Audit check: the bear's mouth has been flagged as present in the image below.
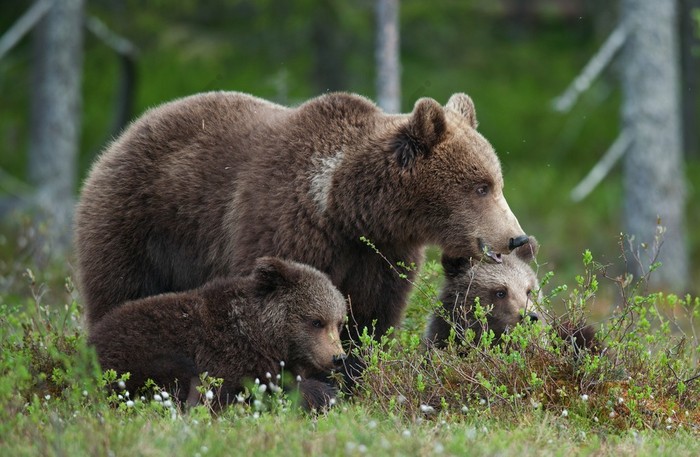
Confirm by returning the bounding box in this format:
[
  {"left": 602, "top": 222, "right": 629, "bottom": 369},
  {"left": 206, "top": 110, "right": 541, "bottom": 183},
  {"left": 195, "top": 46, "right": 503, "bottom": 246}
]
[{"left": 478, "top": 238, "right": 503, "bottom": 264}]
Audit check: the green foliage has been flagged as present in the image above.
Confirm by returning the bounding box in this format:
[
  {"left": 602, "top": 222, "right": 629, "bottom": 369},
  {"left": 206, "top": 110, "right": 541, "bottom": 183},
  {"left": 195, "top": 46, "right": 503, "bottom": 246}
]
[{"left": 1, "top": 242, "right": 700, "bottom": 454}]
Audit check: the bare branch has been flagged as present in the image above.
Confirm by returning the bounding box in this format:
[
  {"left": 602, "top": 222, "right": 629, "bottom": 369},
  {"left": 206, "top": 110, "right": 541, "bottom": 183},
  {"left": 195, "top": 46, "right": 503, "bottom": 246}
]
[
  {"left": 0, "top": 0, "right": 53, "bottom": 60},
  {"left": 85, "top": 15, "right": 137, "bottom": 57},
  {"left": 570, "top": 129, "right": 631, "bottom": 202},
  {"left": 552, "top": 23, "right": 628, "bottom": 113}
]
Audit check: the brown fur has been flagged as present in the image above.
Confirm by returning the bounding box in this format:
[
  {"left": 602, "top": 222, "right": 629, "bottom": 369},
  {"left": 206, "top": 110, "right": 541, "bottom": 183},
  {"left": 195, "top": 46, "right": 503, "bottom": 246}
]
[
  {"left": 88, "top": 257, "right": 347, "bottom": 409},
  {"left": 75, "top": 91, "right": 526, "bottom": 339},
  {"left": 425, "top": 237, "right": 539, "bottom": 347}
]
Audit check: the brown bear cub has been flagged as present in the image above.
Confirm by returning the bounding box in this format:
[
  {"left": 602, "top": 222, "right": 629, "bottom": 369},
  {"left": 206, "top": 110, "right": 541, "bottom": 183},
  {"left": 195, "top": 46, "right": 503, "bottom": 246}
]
[
  {"left": 75, "top": 91, "right": 528, "bottom": 343},
  {"left": 88, "top": 257, "right": 347, "bottom": 410},
  {"left": 425, "top": 237, "right": 539, "bottom": 348}
]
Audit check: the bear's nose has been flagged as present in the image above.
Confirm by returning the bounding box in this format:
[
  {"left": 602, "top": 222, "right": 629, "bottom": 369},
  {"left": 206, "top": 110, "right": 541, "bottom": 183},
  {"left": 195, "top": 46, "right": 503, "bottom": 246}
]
[
  {"left": 332, "top": 354, "right": 347, "bottom": 366},
  {"left": 525, "top": 312, "right": 539, "bottom": 323},
  {"left": 509, "top": 235, "right": 529, "bottom": 250}
]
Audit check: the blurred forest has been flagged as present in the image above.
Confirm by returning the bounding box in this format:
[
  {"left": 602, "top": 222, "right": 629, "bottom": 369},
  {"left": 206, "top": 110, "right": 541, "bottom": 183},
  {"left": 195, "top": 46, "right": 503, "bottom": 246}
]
[{"left": 1, "top": 0, "right": 699, "bottom": 308}]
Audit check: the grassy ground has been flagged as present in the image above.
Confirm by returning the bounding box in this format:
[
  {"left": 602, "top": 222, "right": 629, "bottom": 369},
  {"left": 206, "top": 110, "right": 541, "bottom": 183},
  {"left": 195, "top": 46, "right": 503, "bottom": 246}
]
[{"left": 1, "top": 244, "right": 698, "bottom": 457}]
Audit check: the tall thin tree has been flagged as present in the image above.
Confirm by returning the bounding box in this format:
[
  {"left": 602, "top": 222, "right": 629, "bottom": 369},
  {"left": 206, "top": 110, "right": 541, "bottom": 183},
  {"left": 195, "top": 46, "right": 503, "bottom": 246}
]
[
  {"left": 28, "top": 0, "right": 85, "bottom": 259},
  {"left": 621, "top": 0, "right": 688, "bottom": 289},
  {"left": 375, "top": 0, "right": 400, "bottom": 113}
]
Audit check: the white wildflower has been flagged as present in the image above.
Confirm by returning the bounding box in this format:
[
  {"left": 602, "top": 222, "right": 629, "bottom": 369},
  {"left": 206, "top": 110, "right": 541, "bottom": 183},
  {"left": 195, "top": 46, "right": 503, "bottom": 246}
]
[
  {"left": 561, "top": 409, "right": 568, "bottom": 417},
  {"left": 434, "top": 443, "right": 444, "bottom": 454},
  {"left": 161, "top": 391, "right": 170, "bottom": 400},
  {"left": 266, "top": 372, "right": 272, "bottom": 379},
  {"left": 296, "top": 375, "right": 302, "bottom": 383},
  {"left": 420, "top": 404, "right": 435, "bottom": 414},
  {"left": 618, "top": 397, "right": 624, "bottom": 404},
  {"left": 397, "top": 394, "right": 406, "bottom": 404},
  {"left": 402, "top": 430, "right": 411, "bottom": 438},
  {"left": 580, "top": 394, "right": 589, "bottom": 402},
  {"left": 153, "top": 394, "right": 163, "bottom": 402},
  {"left": 163, "top": 399, "right": 173, "bottom": 408},
  {"left": 82, "top": 390, "right": 88, "bottom": 397},
  {"left": 44, "top": 394, "right": 51, "bottom": 400},
  {"left": 358, "top": 444, "right": 367, "bottom": 454},
  {"left": 280, "top": 361, "right": 285, "bottom": 368},
  {"left": 461, "top": 406, "right": 469, "bottom": 413},
  {"left": 254, "top": 378, "right": 260, "bottom": 385},
  {"left": 118, "top": 380, "right": 126, "bottom": 390},
  {"left": 259, "top": 384, "right": 267, "bottom": 393},
  {"left": 205, "top": 390, "right": 214, "bottom": 401},
  {"left": 329, "top": 398, "right": 336, "bottom": 406},
  {"left": 126, "top": 400, "right": 134, "bottom": 407}
]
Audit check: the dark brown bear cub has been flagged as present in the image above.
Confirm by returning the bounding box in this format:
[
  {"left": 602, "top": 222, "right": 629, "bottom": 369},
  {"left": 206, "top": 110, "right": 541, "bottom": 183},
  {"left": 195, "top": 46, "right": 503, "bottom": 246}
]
[
  {"left": 425, "top": 237, "right": 539, "bottom": 348},
  {"left": 89, "top": 257, "right": 347, "bottom": 410}
]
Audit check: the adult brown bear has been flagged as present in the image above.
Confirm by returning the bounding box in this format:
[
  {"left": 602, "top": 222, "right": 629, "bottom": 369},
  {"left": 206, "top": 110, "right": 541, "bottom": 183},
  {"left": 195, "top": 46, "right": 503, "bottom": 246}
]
[{"left": 75, "top": 91, "right": 528, "bottom": 340}]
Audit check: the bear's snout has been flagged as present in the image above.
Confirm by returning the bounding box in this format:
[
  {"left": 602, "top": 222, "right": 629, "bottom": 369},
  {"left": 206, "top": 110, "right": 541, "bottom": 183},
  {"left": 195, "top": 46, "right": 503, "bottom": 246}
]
[
  {"left": 524, "top": 312, "right": 539, "bottom": 323},
  {"left": 508, "top": 235, "right": 530, "bottom": 251},
  {"left": 332, "top": 354, "right": 347, "bottom": 366}
]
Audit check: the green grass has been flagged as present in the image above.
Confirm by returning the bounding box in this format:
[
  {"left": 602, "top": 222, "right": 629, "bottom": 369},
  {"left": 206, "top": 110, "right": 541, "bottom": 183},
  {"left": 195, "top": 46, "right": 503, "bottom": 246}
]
[{"left": 1, "top": 242, "right": 698, "bottom": 456}]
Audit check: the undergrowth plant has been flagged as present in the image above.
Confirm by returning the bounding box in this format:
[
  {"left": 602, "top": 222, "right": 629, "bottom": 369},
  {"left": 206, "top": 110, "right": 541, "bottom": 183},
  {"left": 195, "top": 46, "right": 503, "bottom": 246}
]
[{"left": 349, "top": 235, "right": 700, "bottom": 433}]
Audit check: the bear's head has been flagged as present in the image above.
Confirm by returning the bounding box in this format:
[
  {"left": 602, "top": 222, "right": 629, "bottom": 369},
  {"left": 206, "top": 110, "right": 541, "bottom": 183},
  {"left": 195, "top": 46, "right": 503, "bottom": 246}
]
[
  {"left": 425, "top": 236, "right": 540, "bottom": 347},
  {"left": 252, "top": 257, "right": 347, "bottom": 377},
  {"left": 388, "top": 93, "right": 528, "bottom": 261}
]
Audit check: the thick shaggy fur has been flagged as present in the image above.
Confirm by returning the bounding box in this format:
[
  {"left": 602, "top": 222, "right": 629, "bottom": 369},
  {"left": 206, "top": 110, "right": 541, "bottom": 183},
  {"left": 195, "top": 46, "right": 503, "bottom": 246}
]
[
  {"left": 88, "top": 257, "right": 347, "bottom": 409},
  {"left": 76, "top": 91, "right": 526, "bottom": 339},
  {"left": 425, "top": 237, "right": 539, "bottom": 347}
]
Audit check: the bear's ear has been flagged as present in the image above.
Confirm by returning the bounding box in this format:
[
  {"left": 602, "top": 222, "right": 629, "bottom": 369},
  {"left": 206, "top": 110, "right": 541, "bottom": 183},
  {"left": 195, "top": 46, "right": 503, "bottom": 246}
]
[
  {"left": 393, "top": 98, "right": 446, "bottom": 169},
  {"left": 441, "top": 254, "right": 471, "bottom": 278},
  {"left": 445, "top": 93, "right": 477, "bottom": 129},
  {"left": 514, "top": 236, "right": 539, "bottom": 263},
  {"left": 252, "top": 257, "right": 302, "bottom": 294}
]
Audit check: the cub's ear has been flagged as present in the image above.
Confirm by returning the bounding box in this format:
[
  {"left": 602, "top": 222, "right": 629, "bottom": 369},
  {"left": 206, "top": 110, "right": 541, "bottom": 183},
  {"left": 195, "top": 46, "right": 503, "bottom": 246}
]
[
  {"left": 441, "top": 254, "right": 471, "bottom": 279},
  {"left": 445, "top": 93, "right": 477, "bottom": 129},
  {"left": 393, "top": 98, "right": 446, "bottom": 169},
  {"left": 253, "top": 257, "right": 302, "bottom": 294},
  {"left": 514, "top": 236, "right": 539, "bottom": 263}
]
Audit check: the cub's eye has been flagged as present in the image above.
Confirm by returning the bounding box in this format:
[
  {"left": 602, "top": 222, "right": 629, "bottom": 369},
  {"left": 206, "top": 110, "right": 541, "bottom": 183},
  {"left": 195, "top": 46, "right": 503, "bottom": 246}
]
[
  {"left": 312, "top": 320, "right": 323, "bottom": 328},
  {"left": 475, "top": 185, "right": 489, "bottom": 196},
  {"left": 495, "top": 290, "right": 507, "bottom": 299}
]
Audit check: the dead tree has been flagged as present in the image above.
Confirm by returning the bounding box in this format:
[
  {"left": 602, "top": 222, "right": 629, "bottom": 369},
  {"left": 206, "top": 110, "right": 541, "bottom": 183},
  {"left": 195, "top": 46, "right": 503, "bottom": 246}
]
[
  {"left": 553, "top": 0, "right": 689, "bottom": 290},
  {"left": 375, "top": 0, "right": 400, "bottom": 113},
  {"left": 28, "top": 0, "right": 85, "bottom": 259},
  {"left": 620, "top": 0, "right": 688, "bottom": 289}
]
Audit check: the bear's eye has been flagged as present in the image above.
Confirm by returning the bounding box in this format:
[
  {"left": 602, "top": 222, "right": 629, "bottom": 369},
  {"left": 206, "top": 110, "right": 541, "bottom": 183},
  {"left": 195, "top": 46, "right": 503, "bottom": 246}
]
[
  {"left": 312, "top": 319, "right": 323, "bottom": 328},
  {"left": 526, "top": 289, "right": 532, "bottom": 296},
  {"left": 475, "top": 185, "right": 489, "bottom": 197},
  {"left": 495, "top": 290, "right": 507, "bottom": 299}
]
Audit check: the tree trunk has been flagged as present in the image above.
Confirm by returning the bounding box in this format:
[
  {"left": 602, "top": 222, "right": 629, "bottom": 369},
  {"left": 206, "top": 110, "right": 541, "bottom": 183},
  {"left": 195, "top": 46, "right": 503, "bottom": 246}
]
[
  {"left": 375, "top": 0, "right": 400, "bottom": 113},
  {"left": 621, "top": 0, "right": 688, "bottom": 290},
  {"left": 679, "top": 0, "right": 700, "bottom": 158},
  {"left": 29, "top": 0, "right": 84, "bottom": 260}
]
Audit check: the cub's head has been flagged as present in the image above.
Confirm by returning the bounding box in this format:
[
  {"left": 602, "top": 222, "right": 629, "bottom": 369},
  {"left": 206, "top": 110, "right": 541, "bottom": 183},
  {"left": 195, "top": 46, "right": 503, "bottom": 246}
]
[
  {"left": 388, "top": 93, "right": 527, "bottom": 260},
  {"left": 252, "top": 257, "right": 347, "bottom": 377},
  {"left": 425, "top": 236, "right": 540, "bottom": 347}
]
